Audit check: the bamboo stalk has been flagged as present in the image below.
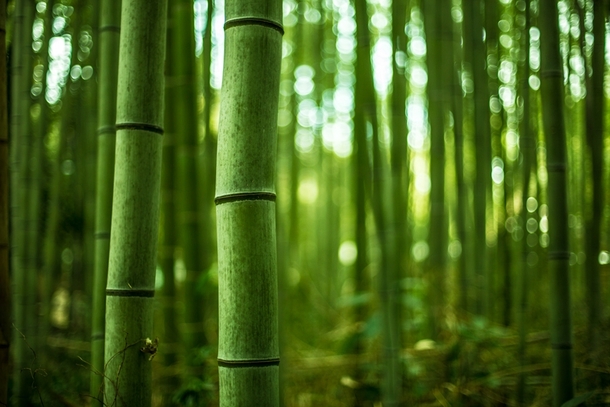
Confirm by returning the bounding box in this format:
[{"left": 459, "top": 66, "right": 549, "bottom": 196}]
[
  {"left": 10, "top": 0, "right": 36, "bottom": 402},
  {"left": 539, "top": 1, "right": 574, "bottom": 405},
  {"left": 517, "top": 1, "right": 533, "bottom": 403},
  {"left": 90, "top": 0, "right": 120, "bottom": 403},
  {"left": 0, "top": 0, "right": 8, "bottom": 401},
  {"left": 354, "top": 0, "right": 401, "bottom": 403},
  {"left": 170, "top": 0, "right": 208, "bottom": 363},
  {"left": 103, "top": 0, "right": 167, "bottom": 405},
  {"left": 215, "top": 0, "right": 283, "bottom": 403}
]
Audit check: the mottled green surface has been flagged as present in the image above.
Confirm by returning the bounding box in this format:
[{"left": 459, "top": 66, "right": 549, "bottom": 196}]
[
  {"left": 216, "top": 0, "right": 282, "bottom": 403},
  {"left": 216, "top": 27, "right": 282, "bottom": 197},
  {"left": 104, "top": 0, "right": 167, "bottom": 405},
  {"left": 217, "top": 201, "right": 278, "bottom": 361},
  {"left": 219, "top": 366, "right": 279, "bottom": 407}
]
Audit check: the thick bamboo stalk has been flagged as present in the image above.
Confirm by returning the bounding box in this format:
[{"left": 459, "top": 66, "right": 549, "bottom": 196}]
[
  {"left": 90, "top": 0, "right": 120, "bottom": 403},
  {"left": 539, "top": 1, "right": 574, "bottom": 405},
  {"left": 215, "top": 0, "right": 283, "bottom": 403},
  {"left": 103, "top": 0, "right": 167, "bottom": 405},
  {"left": 0, "top": 0, "right": 8, "bottom": 402}
]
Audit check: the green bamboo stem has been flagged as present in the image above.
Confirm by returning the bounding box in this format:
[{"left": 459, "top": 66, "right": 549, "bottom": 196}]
[
  {"left": 452, "top": 4, "right": 470, "bottom": 313},
  {"left": 11, "top": 0, "right": 36, "bottom": 402},
  {"left": 354, "top": 0, "right": 401, "bottom": 403},
  {"left": 422, "top": 0, "right": 449, "bottom": 339},
  {"left": 159, "top": 12, "right": 180, "bottom": 395},
  {"left": 463, "top": 0, "right": 492, "bottom": 317},
  {"left": 287, "top": 4, "right": 304, "bottom": 266},
  {"left": 201, "top": 0, "right": 216, "bottom": 264},
  {"left": 20, "top": 0, "right": 40, "bottom": 352},
  {"left": 352, "top": 72, "right": 370, "bottom": 407},
  {"left": 90, "top": 0, "right": 120, "bottom": 403},
  {"left": 169, "top": 0, "right": 207, "bottom": 360},
  {"left": 160, "top": 88, "right": 180, "bottom": 396},
  {"left": 103, "top": 0, "right": 167, "bottom": 405},
  {"left": 9, "top": 0, "right": 25, "bottom": 397},
  {"left": 0, "top": 0, "right": 8, "bottom": 402},
  {"left": 390, "top": 0, "right": 408, "bottom": 325},
  {"left": 486, "top": 0, "right": 501, "bottom": 323},
  {"left": 33, "top": 0, "right": 52, "bottom": 345},
  {"left": 517, "top": 1, "right": 532, "bottom": 403},
  {"left": 215, "top": 0, "right": 282, "bottom": 403},
  {"left": 539, "top": 1, "right": 574, "bottom": 405},
  {"left": 583, "top": 0, "right": 604, "bottom": 346}
]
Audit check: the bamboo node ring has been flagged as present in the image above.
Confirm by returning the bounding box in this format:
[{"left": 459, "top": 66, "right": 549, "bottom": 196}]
[
  {"left": 224, "top": 16, "right": 284, "bottom": 35},
  {"left": 215, "top": 191, "right": 276, "bottom": 205},
  {"left": 115, "top": 122, "right": 164, "bottom": 135},
  {"left": 96, "top": 125, "right": 116, "bottom": 135},
  {"left": 218, "top": 358, "right": 280, "bottom": 368},
  {"left": 99, "top": 25, "right": 120, "bottom": 33},
  {"left": 106, "top": 288, "right": 155, "bottom": 298}
]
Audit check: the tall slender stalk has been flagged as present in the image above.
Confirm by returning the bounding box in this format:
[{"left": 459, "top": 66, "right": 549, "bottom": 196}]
[
  {"left": 11, "top": 0, "right": 35, "bottom": 402},
  {"left": 452, "top": 3, "right": 470, "bottom": 313},
  {"left": 90, "top": 0, "right": 120, "bottom": 403},
  {"left": 169, "top": 0, "right": 207, "bottom": 361},
  {"left": 103, "top": 0, "right": 167, "bottom": 405},
  {"left": 0, "top": 0, "right": 9, "bottom": 402},
  {"left": 485, "top": 0, "right": 501, "bottom": 323},
  {"left": 215, "top": 0, "right": 283, "bottom": 403},
  {"left": 422, "top": 0, "right": 449, "bottom": 339},
  {"left": 354, "top": 0, "right": 401, "bottom": 403},
  {"left": 539, "top": 1, "right": 574, "bottom": 405},
  {"left": 463, "top": 0, "right": 492, "bottom": 316},
  {"left": 352, "top": 82, "right": 369, "bottom": 407},
  {"left": 583, "top": 0, "right": 604, "bottom": 346},
  {"left": 390, "top": 0, "right": 408, "bottom": 330},
  {"left": 517, "top": 1, "right": 532, "bottom": 403},
  {"left": 200, "top": 0, "right": 216, "bottom": 278},
  {"left": 160, "top": 29, "right": 180, "bottom": 395}
]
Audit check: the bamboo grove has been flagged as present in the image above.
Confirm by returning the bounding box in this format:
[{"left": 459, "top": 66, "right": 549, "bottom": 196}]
[{"left": 2, "top": 0, "right": 609, "bottom": 406}]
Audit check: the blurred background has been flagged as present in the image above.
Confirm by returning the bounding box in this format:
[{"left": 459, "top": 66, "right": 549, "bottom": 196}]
[{"left": 4, "top": 0, "right": 610, "bottom": 405}]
